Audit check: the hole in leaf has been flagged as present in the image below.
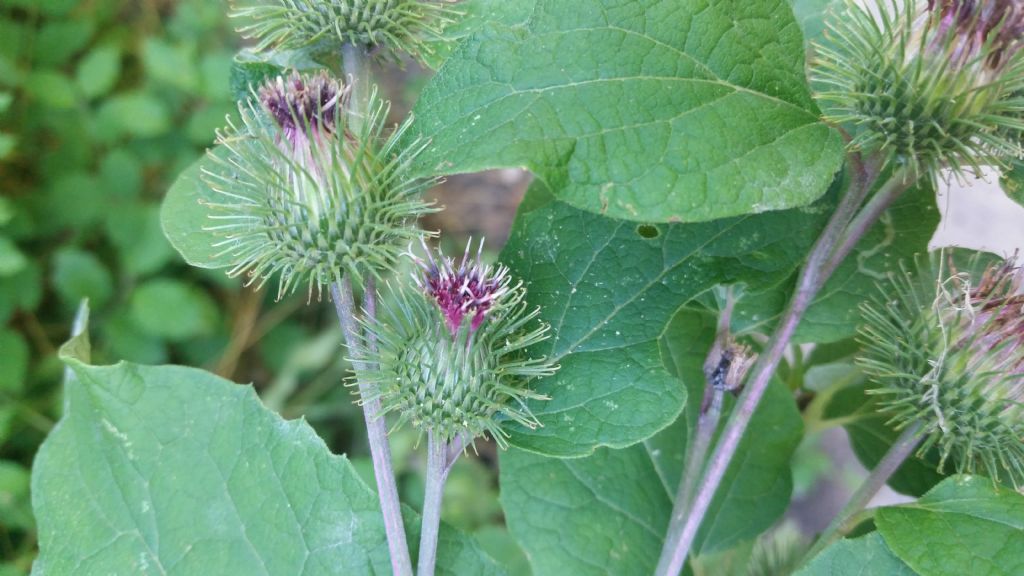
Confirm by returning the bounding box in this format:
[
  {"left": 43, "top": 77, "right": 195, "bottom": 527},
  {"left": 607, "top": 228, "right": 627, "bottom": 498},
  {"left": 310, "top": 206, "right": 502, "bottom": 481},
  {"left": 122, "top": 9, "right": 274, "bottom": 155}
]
[{"left": 636, "top": 224, "right": 660, "bottom": 239}]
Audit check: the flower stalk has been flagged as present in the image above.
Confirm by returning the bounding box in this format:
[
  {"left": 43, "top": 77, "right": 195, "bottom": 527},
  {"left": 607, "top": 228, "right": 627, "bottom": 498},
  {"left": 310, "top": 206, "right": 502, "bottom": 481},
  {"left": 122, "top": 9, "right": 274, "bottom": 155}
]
[
  {"left": 416, "top": 431, "right": 461, "bottom": 576},
  {"left": 331, "top": 279, "right": 413, "bottom": 576},
  {"left": 332, "top": 43, "right": 412, "bottom": 576},
  {"left": 802, "top": 421, "right": 923, "bottom": 563},
  {"left": 654, "top": 155, "right": 888, "bottom": 576},
  {"left": 658, "top": 290, "right": 752, "bottom": 564}
]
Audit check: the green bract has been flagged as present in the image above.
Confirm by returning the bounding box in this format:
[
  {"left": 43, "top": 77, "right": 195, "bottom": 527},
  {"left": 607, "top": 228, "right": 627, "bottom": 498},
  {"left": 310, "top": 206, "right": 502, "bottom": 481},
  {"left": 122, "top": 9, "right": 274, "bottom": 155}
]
[
  {"left": 229, "top": 0, "right": 458, "bottom": 64},
  {"left": 814, "top": 0, "right": 1024, "bottom": 179},
  {"left": 859, "top": 254, "right": 1024, "bottom": 486},
  {"left": 356, "top": 242, "right": 557, "bottom": 446},
  {"left": 201, "top": 71, "right": 435, "bottom": 299}
]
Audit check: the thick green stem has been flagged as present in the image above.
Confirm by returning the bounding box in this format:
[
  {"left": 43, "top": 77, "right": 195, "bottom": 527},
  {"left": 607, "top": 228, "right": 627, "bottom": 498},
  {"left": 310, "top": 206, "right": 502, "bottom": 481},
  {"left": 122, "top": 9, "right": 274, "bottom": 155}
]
[
  {"left": 654, "top": 157, "right": 893, "bottom": 576},
  {"left": 331, "top": 279, "right": 413, "bottom": 576},
  {"left": 417, "top": 431, "right": 456, "bottom": 576},
  {"left": 803, "top": 421, "right": 923, "bottom": 563}
]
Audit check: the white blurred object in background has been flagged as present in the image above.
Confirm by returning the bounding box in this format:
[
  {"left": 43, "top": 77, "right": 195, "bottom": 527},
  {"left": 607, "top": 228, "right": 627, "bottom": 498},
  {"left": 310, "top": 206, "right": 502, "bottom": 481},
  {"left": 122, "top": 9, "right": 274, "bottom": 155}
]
[{"left": 932, "top": 169, "right": 1024, "bottom": 255}]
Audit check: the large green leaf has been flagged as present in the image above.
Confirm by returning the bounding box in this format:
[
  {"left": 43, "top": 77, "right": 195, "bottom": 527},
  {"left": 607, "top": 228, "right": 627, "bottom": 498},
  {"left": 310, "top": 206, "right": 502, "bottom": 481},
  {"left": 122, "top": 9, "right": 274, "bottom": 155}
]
[
  {"left": 499, "top": 195, "right": 804, "bottom": 455},
  {"left": 499, "top": 177, "right": 936, "bottom": 457},
  {"left": 797, "top": 533, "right": 917, "bottom": 576},
  {"left": 876, "top": 476, "right": 1024, "bottom": 576},
  {"left": 32, "top": 328, "right": 502, "bottom": 575},
  {"left": 408, "top": 0, "right": 844, "bottom": 223},
  {"left": 499, "top": 310, "right": 803, "bottom": 574}
]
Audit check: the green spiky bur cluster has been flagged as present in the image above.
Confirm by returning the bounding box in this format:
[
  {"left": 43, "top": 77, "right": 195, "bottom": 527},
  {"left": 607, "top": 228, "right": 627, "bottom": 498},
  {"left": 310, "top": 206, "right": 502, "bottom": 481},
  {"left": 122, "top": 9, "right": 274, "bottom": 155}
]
[
  {"left": 356, "top": 242, "right": 557, "bottom": 446},
  {"left": 229, "top": 0, "right": 458, "bottom": 64},
  {"left": 201, "top": 71, "right": 435, "bottom": 299},
  {"left": 859, "top": 254, "right": 1024, "bottom": 486},
  {"left": 814, "top": 0, "right": 1024, "bottom": 179}
]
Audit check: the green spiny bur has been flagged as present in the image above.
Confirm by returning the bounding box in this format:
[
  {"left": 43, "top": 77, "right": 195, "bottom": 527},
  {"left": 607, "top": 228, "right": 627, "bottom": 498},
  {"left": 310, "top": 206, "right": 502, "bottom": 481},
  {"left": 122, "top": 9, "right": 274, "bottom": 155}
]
[
  {"left": 859, "top": 253, "right": 1024, "bottom": 486},
  {"left": 229, "top": 0, "right": 459, "bottom": 65},
  {"left": 814, "top": 0, "right": 1024, "bottom": 179},
  {"left": 201, "top": 71, "right": 436, "bottom": 299},
  {"left": 357, "top": 241, "right": 557, "bottom": 446}
]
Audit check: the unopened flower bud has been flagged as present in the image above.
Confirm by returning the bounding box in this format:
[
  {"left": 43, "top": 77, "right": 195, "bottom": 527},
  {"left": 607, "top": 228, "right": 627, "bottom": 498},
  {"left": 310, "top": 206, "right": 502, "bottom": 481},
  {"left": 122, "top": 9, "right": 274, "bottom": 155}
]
[
  {"left": 814, "top": 0, "right": 1024, "bottom": 178},
  {"left": 201, "top": 71, "right": 435, "bottom": 299},
  {"left": 859, "top": 253, "right": 1024, "bottom": 486},
  {"left": 229, "top": 0, "right": 459, "bottom": 64},
  {"left": 356, "top": 239, "right": 558, "bottom": 446}
]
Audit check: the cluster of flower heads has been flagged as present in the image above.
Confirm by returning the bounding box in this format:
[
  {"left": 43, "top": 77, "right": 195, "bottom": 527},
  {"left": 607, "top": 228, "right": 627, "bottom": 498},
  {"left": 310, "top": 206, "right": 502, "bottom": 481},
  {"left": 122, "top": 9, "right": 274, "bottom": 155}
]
[
  {"left": 355, "top": 239, "right": 557, "bottom": 446},
  {"left": 814, "top": 0, "right": 1024, "bottom": 179},
  {"left": 201, "top": 70, "right": 435, "bottom": 300},
  {"left": 229, "top": 0, "right": 459, "bottom": 65},
  {"left": 859, "top": 252, "right": 1024, "bottom": 486}
]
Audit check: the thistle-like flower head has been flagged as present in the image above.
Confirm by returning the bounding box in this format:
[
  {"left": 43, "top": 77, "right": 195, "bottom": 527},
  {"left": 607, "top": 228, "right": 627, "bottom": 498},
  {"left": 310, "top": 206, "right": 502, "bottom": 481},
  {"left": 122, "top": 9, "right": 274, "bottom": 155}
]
[
  {"left": 201, "top": 71, "right": 436, "bottom": 299},
  {"left": 229, "top": 0, "right": 460, "bottom": 65},
  {"left": 814, "top": 0, "right": 1024, "bottom": 179},
  {"left": 355, "top": 240, "right": 557, "bottom": 446},
  {"left": 859, "top": 252, "right": 1024, "bottom": 485}
]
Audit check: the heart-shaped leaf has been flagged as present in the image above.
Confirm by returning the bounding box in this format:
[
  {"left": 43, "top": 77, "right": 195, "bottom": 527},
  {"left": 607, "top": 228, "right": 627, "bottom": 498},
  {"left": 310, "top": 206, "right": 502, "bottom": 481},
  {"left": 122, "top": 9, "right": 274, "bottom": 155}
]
[
  {"left": 408, "top": 0, "right": 844, "bottom": 223},
  {"left": 32, "top": 326, "right": 502, "bottom": 575}
]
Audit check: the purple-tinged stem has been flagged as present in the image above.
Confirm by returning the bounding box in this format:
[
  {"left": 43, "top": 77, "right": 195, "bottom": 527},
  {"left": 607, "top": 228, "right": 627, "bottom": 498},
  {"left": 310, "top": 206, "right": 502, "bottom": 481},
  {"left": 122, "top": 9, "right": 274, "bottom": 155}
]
[
  {"left": 654, "top": 157, "right": 890, "bottom": 576},
  {"left": 416, "top": 431, "right": 460, "bottom": 576},
  {"left": 334, "top": 42, "right": 413, "bottom": 576},
  {"left": 669, "top": 293, "right": 738, "bottom": 528},
  {"left": 331, "top": 279, "right": 413, "bottom": 576},
  {"left": 802, "top": 421, "right": 923, "bottom": 564}
]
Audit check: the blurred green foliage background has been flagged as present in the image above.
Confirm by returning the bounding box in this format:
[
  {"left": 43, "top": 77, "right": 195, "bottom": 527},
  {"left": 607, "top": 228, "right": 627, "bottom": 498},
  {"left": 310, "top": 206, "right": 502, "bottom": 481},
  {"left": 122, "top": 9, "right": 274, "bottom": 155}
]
[{"left": 0, "top": 2, "right": 519, "bottom": 573}]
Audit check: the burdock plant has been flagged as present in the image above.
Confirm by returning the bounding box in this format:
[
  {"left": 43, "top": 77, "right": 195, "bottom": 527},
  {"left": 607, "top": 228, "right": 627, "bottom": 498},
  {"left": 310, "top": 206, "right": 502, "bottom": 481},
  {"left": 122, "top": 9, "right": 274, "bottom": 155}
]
[
  {"left": 228, "top": 0, "right": 460, "bottom": 63},
  {"left": 861, "top": 255, "right": 1024, "bottom": 484},
  {"left": 658, "top": 2, "right": 1024, "bottom": 573},
  {"left": 356, "top": 239, "right": 556, "bottom": 576},
  {"left": 803, "top": 253, "right": 1024, "bottom": 561},
  {"left": 202, "top": 71, "right": 435, "bottom": 300},
  {"left": 814, "top": 0, "right": 1024, "bottom": 179},
  {"left": 65, "top": 0, "right": 1023, "bottom": 574},
  {"left": 198, "top": 69, "right": 440, "bottom": 575},
  {"left": 358, "top": 239, "right": 556, "bottom": 447}
]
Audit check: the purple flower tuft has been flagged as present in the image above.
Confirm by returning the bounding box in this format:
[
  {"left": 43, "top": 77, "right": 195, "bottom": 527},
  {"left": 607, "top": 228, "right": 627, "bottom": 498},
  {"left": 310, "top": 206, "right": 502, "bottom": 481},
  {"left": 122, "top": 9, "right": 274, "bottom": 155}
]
[
  {"left": 410, "top": 239, "right": 511, "bottom": 337},
  {"left": 258, "top": 71, "right": 349, "bottom": 150},
  {"left": 927, "top": 0, "right": 1024, "bottom": 69}
]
